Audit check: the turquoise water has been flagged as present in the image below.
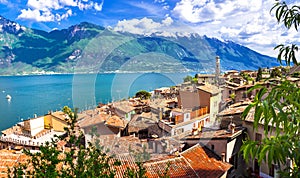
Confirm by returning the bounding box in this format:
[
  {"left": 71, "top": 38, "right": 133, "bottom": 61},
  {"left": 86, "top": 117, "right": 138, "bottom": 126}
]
[{"left": 0, "top": 73, "right": 188, "bottom": 131}]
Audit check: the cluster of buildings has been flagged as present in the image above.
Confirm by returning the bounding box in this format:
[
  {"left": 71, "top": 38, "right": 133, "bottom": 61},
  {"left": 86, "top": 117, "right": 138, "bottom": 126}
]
[{"left": 1, "top": 57, "right": 299, "bottom": 177}]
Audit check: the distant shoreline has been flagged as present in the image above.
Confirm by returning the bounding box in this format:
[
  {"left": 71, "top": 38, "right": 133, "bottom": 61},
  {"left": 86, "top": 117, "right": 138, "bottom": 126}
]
[{"left": 0, "top": 71, "right": 197, "bottom": 77}]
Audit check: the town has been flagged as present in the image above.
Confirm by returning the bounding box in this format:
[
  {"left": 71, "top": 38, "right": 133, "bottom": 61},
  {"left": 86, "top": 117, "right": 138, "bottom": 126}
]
[{"left": 0, "top": 56, "right": 299, "bottom": 178}]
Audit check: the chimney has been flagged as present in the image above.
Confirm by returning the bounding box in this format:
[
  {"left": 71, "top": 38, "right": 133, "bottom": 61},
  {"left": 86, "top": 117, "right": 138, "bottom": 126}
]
[{"left": 215, "top": 56, "right": 220, "bottom": 87}]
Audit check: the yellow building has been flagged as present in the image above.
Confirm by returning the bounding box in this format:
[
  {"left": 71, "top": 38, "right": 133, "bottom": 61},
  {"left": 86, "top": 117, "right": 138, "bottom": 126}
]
[{"left": 44, "top": 111, "right": 69, "bottom": 132}]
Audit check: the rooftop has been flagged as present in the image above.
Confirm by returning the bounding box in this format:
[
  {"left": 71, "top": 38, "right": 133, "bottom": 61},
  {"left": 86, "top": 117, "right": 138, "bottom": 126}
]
[
  {"left": 184, "top": 127, "right": 245, "bottom": 140},
  {"left": 197, "top": 85, "right": 221, "bottom": 95},
  {"left": 50, "top": 111, "right": 69, "bottom": 121},
  {"left": 78, "top": 111, "right": 108, "bottom": 128},
  {"left": 113, "top": 100, "right": 136, "bottom": 113},
  {"left": 217, "top": 105, "right": 248, "bottom": 116},
  {"left": 105, "top": 115, "right": 127, "bottom": 129},
  {"left": 0, "top": 150, "right": 28, "bottom": 177},
  {"left": 0, "top": 130, "right": 64, "bottom": 147},
  {"left": 143, "top": 144, "right": 231, "bottom": 178}
]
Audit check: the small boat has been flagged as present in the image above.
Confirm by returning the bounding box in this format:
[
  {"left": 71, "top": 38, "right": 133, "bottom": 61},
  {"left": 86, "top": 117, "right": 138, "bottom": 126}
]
[{"left": 6, "top": 94, "right": 11, "bottom": 100}]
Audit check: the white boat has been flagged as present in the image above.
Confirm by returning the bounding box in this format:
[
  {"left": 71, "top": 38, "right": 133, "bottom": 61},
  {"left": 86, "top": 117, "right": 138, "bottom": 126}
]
[{"left": 6, "top": 94, "right": 11, "bottom": 100}]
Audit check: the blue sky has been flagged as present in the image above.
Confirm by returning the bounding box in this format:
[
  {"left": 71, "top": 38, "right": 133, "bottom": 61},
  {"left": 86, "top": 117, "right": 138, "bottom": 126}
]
[{"left": 0, "top": 0, "right": 299, "bottom": 58}]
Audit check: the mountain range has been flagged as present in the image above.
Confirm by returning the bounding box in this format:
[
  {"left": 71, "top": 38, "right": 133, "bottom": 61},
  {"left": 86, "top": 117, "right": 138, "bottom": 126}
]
[{"left": 0, "top": 15, "right": 279, "bottom": 75}]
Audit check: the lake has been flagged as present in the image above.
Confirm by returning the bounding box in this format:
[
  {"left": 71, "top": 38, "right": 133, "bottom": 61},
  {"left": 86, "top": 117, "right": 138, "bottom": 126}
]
[{"left": 0, "top": 73, "right": 189, "bottom": 131}]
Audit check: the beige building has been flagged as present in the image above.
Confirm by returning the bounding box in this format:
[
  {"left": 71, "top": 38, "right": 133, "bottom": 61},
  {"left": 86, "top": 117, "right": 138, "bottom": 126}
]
[
  {"left": 243, "top": 109, "right": 281, "bottom": 178},
  {"left": 197, "top": 84, "right": 222, "bottom": 124}
]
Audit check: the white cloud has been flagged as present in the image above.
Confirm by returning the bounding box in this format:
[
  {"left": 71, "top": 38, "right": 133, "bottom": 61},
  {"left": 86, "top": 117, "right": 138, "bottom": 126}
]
[
  {"left": 94, "top": 1, "right": 104, "bottom": 11},
  {"left": 56, "top": 9, "right": 73, "bottom": 21},
  {"left": 18, "top": 8, "right": 55, "bottom": 22},
  {"left": 18, "top": 0, "right": 104, "bottom": 22},
  {"left": 27, "top": 0, "right": 61, "bottom": 11},
  {"left": 172, "top": 0, "right": 262, "bottom": 23},
  {"left": 60, "top": 0, "right": 77, "bottom": 7},
  {"left": 0, "top": 0, "right": 8, "bottom": 4},
  {"left": 114, "top": 0, "right": 300, "bottom": 58},
  {"left": 169, "top": 0, "right": 300, "bottom": 57},
  {"left": 114, "top": 17, "right": 174, "bottom": 36}
]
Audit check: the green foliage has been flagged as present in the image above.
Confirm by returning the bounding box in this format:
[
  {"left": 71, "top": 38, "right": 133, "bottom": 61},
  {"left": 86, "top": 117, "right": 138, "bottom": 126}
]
[
  {"left": 183, "top": 75, "right": 193, "bottom": 82},
  {"left": 125, "top": 162, "right": 147, "bottom": 178},
  {"left": 292, "top": 71, "right": 300, "bottom": 77},
  {"left": 89, "top": 125, "right": 100, "bottom": 138},
  {"left": 241, "top": 25, "right": 299, "bottom": 172},
  {"left": 126, "top": 145, "right": 149, "bottom": 178},
  {"left": 183, "top": 75, "right": 198, "bottom": 84},
  {"left": 8, "top": 106, "right": 120, "bottom": 177},
  {"left": 135, "top": 90, "right": 151, "bottom": 100},
  {"left": 256, "top": 67, "right": 262, "bottom": 82},
  {"left": 271, "top": 1, "right": 300, "bottom": 65},
  {"left": 241, "top": 80, "right": 300, "bottom": 177},
  {"left": 270, "top": 67, "right": 282, "bottom": 78},
  {"left": 240, "top": 72, "right": 253, "bottom": 83},
  {"left": 126, "top": 145, "right": 170, "bottom": 178},
  {"left": 229, "top": 93, "right": 236, "bottom": 101}
]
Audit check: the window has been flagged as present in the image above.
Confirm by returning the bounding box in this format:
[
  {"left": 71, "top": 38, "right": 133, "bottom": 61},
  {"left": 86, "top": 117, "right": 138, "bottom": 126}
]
[
  {"left": 269, "top": 164, "right": 275, "bottom": 177},
  {"left": 255, "top": 133, "right": 262, "bottom": 143},
  {"left": 254, "top": 159, "right": 260, "bottom": 175},
  {"left": 211, "top": 144, "right": 214, "bottom": 151}
]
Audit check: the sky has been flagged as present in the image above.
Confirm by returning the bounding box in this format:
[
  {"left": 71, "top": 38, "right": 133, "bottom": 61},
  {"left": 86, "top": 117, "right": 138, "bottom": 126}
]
[{"left": 0, "top": 0, "right": 299, "bottom": 58}]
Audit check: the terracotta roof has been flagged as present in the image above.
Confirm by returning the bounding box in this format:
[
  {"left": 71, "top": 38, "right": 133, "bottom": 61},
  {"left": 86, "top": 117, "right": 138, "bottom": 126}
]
[
  {"left": 243, "top": 108, "right": 280, "bottom": 128},
  {"left": 105, "top": 115, "right": 126, "bottom": 128},
  {"left": 197, "top": 85, "right": 221, "bottom": 95},
  {"left": 78, "top": 112, "right": 108, "bottom": 128},
  {"left": 185, "top": 127, "right": 244, "bottom": 140},
  {"left": 127, "top": 114, "right": 157, "bottom": 133},
  {"left": 143, "top": 144, "right": 231, "bottom": 178},
  {"left": 181, "top": 144, "right": 232, "bottom": 177},
  {"left": 225, "top": 80, "right": 240, "bottom": 87},
  {"left": 0, "top": 144, "right": 231, "bottom": 178},
  {"left": 113, "top": 101, "right": 136, "bottom": 113},
  {"left": 144, "top": 157, "right": 197, "bottom": 178},
  {"left": 0, "top": 150, "right": 28, "bottom": 177},
  {"left": 197, "top": 74, "right": 215, "bottom": 78},
  {"left": 217, "top": 105, "right": 247, "bottom": 116},
  {"left": 51, "top": 111, "right": 69, "bottom": 122}
]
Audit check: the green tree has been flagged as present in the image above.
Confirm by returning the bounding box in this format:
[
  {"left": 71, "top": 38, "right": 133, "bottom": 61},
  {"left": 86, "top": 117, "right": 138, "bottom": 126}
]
[
  {"left": 135, "top": 90, "right": 151, "bottom": 99},
  {"left": 183, "top": 75, "right": 198, "bottom": 84},
  {"left": 272, "top": 1, "right": 299, "bottom": 65},
  {"left": 8, "top": 106, "right": 120, "bottom": 177},
  {"left": 183, "top": 75, "right": 193, "bottom": 82},
  {"left": 241, "top": 1, "right": 300, "bottom": 177},
  {"left": 256, "top": 67, "right": 262, "bottom": 82},
  {"left": 270, "top": 67, "right": 282, "bottom": 78},
  {"left": 241, "top": 80, "right": 300, "bottom": 177}
]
